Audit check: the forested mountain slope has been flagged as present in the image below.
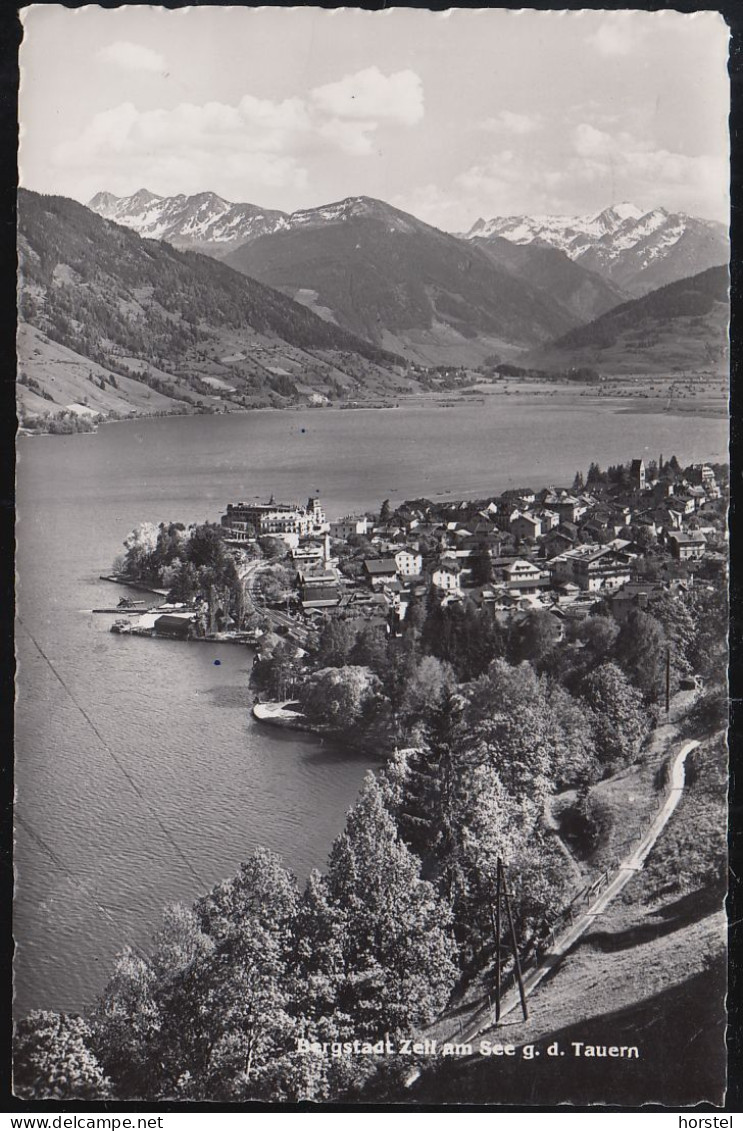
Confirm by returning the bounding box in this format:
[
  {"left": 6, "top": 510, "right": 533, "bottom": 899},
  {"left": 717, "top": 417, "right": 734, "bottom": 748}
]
[
  {"left": 18, "top": 190, "right": 409, "bottom": 425},
  {"left": 525, "top": 266, "right": 729, "bottom": 375},
  {"left": 224, "top": 196, "right": 585, "bottom": 365}
]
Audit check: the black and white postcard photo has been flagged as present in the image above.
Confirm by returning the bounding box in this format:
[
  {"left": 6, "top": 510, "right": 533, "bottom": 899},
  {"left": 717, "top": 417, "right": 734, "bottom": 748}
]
[{"left": 12, "top": 5, "right": 731, "bottom": 1109}]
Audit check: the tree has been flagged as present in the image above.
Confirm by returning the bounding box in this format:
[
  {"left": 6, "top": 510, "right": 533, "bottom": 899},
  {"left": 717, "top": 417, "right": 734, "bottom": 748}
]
[
  {"left": 586, "top": 461, "right": 605, "bottom": 488},
  {"left": 259, "top": 536, "right": 285, "bottom": 561},
  {"left": 171, "top": 850, "right": 301, "bottom": 1101},
  {"left": 186, "top": 523, "right": 229, "bottom": 572},
  {"left": 469, "top": 544, "right": 493, "bottom": 587},
  {"left": 13, "top": 1011, "right": 111, "bottom": 1100},
  {"left": 401, "top": 655, "right": 457, "bottom": 728},
  {"left": 455, "top": 765, "right": 568, "bottom": 948},
  {"left": 465, "top": 662, "right": 554, "bottom": 806},
  {"left": 166, "top": 559, "right": 200, "bottom": 604},
  {"left": 508, "top": 610, "right": 557, "bottom": 666},
  {"left": 94, "top": 948, "right": 161, "bottom": 1098},
  {"left": 547, "top": 683, "right": 599, "bottom": 788},
  {"left": 350, "top": 624, "right": 388, "bottom": 675},
  {"left": 688, "top": 582, "right": 728, "bottom": 682},
  {"left": 325, "top": 775, "right": 457, "bottom": 1035},
  {"left": 379, "top": 499, "right": 392, "bottom": 524},
  {"left": 647, "top": 591, "right": 697, "bottom": 678},
  {"left": 316, "top": 617, "right": 357, "bottom": 668},
  {"left": 422, "top": 599, "right": 505, "bottom": 681},
  {"left": 548, "top": 614, "right": 620, "bottom": 691},
  {"left": 631, "top": 524, "right": 657, "bottom": 552},
  {"left": 580, "top": 663, "right": 649, "bottom": 773},
  {"left": 382, "top": 690, "right": 469, "bottom": 867},
  {"left": 614, "top": 609, "right": 667, "bottom": 701},
  {"left": 121, "top": 522, "right": 160, "bottom": 580},
  {"left": 256, "top": 565, "right": 294, "bottom": 607},
  {"left": 298, "top": 666, "right": 382, "bottom": 729},
  {"left": 253, "top": 639, "right": 304, "bottom": 700},
  {"left": 292, "top": 870, "right": 348, "bottom": 1035}
]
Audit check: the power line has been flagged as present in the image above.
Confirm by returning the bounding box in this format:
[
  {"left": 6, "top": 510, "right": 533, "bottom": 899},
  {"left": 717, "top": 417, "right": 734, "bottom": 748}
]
[
  {"left": 17, "top": 617, "right": 208, "bottom": 890},
  {"left": 14, "top": 809, "right": 148, "bottom": 961}
]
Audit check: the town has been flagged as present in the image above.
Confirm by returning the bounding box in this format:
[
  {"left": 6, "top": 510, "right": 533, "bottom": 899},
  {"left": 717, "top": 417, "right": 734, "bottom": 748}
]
[
  {"left": 73, "top": 448, "right": 728, "bottom": 1106},
  {"left": 109, "top": 455, "right": 726, "bottom": 658}
]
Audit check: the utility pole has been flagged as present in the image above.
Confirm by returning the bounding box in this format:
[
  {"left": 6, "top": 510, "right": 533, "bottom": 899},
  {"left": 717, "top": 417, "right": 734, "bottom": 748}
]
[
  {"left": 499, "top": 857, "right": 529, "bottom": 1022},
  {"left": 495, "top": 863, "right": 502, "bottom": 1021},
  {"left": 666, "top": 647, "right": 671, "bottom": 716}
]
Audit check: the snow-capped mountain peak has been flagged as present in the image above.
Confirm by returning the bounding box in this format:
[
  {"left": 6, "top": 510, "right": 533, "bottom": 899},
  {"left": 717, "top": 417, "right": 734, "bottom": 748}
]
[
  {"left": 87, "top": 189, "right": 289, "bottom": 256},
  {"left": 463, "top": 202, "right": 728, "bottom": 296},
  {"left": 598, "top": 201, "right": 645, "bottom": 223},
  {"left": 87, "top": 191, "right": 428, "bottom": 254}
]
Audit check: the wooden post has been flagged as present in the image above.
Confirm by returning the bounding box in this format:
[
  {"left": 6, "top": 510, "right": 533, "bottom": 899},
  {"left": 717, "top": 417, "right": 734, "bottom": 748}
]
[{"left": 500, "top": 858, "right": 528, "bottom": 1021}]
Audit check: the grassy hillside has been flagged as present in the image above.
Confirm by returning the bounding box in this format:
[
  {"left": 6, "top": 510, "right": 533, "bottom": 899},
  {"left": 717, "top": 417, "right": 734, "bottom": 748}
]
[
  {"left": 224, "top": 200, "right": 582, "bottom": 364},
  {"left": 526, "top": 266, "right": 729, "bottom": 375},
  {"left": 399, "top": 731, "right": 727, "bottom": 1106},
  {"left": 17, "top": 190, "right": 412, "bottom": 426}
]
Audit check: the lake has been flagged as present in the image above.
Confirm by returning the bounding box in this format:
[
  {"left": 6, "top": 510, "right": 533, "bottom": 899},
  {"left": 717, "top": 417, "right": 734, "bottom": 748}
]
[{"left": 14, "top": 396, "right": 727, "bottom": 1017}]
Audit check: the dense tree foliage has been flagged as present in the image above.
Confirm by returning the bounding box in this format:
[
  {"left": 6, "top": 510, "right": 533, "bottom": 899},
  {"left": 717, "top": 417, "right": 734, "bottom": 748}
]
[
  {"left": 117, "top": 521, "right": 244, "bottom": 632},
  {"left": 324, "top": 776, "right": 458, "bottom": 1033},
  {"left": 13, "top": 1012, "right": 111, "bottom": 1100},
  {"left": 18, "top": 189, "right": 399, "bottom": 369},
  {"left": 580, "top": 663, "right": 649, "bottom": 772}
]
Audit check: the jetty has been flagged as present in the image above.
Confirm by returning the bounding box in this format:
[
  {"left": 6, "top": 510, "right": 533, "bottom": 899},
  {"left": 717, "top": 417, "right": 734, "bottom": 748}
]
[
  {"left": 92, "top": 606, "right": 148, "bottom": 614},
  {"left": 99, "top": 574, "right": 170, "bottom": 597}
]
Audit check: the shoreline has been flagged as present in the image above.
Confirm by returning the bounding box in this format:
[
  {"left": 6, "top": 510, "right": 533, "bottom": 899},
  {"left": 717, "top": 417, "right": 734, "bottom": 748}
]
[
  {"left": 18, "top": 381, "right": 729, "bottom": 439},
  {"left": 99, "top": 573, "right": 170, "bottom": 597},
  {"left": 252, "top": 700, "right": 325, "bottom": 736}
]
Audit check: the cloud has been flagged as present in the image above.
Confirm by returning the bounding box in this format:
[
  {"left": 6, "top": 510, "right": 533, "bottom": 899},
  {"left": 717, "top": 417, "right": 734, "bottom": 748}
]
[
  {"left": 572, "top": 123, "right": 640, "bottom": 158},
  {"left": 391, "top": 184, "right": 470, "bottom": 232},
  {"left": 586, "top": 15, "right": 645, "bottom": 58},
  {"left": 98, "top": 41, "right": 165, "bottom": 73},
  {"left": 565, "top": 123, "right": 728, "bottom": 216},
  {"left": 478, "top": 111, "right": 542, "bottom": 136},
  {"left": 310, "top": 66, "right": 424, "bottom": 126},
  {"left": 52, "top": 98, "right": 311, "bottom": 195},
  {"left": 398, "top": 118, "right": 728, "bottom": 234},
  {"left": 455, "top": 150, "right": 527, "bottom": 195},
  {"left": 316, "top": 118, "right": 378, "bottom": 157},
  {"left": 52, "top": 66, "right": 424, "bottom": 197}
]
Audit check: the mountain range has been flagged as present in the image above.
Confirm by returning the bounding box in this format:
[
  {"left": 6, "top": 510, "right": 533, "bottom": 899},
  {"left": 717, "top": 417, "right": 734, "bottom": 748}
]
[
  {"left": 90, "top": 191, "right": 607, "bottom": 364},
  {"left": 88, "top": 189, "right": 287, "bottom": 258},
  {"left": 222, "top": 196, "right": 592, "bottom": 364},
  {"left": 18, "top": 187, "right": 730, "bottom": 425},
  {"left": 464, "top": 203, "right": 728, "bottom": 297},
  {"left": 525, "top": 265, "right": 729, "bottom": 375},
  {"left": 88, "top": 189, "right": 728, "bottom": 365},
  {"left": 17, "top": 189, "right": 413, "bottom": 422}
]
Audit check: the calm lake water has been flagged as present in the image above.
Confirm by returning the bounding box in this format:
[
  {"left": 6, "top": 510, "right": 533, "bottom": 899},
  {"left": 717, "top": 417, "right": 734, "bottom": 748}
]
[{"left": 14, "top": 397, "right": 727, "bottom": 1016}]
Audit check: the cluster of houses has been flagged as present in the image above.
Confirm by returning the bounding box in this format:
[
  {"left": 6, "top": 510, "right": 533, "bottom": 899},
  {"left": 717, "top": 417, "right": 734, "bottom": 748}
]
[{"left": 218, "top": 459, "right": 725, "bottom": 633}]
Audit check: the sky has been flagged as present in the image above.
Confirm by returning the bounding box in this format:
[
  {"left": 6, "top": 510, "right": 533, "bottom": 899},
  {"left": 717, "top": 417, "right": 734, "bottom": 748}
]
[{"left": 19, "top": 6, "right": 730, "bottom": 231}]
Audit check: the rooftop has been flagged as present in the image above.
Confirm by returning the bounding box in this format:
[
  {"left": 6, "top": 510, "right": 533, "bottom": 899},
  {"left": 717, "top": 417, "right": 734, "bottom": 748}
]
[{"left": 364, "top": 558, "right": 398, "bottom": 574}]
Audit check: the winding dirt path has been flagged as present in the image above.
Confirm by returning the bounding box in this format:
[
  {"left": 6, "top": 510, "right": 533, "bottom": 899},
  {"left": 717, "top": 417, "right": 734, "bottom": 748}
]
[{"left": 463, "top": 738, "right": 699, "bottom": 1041}]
